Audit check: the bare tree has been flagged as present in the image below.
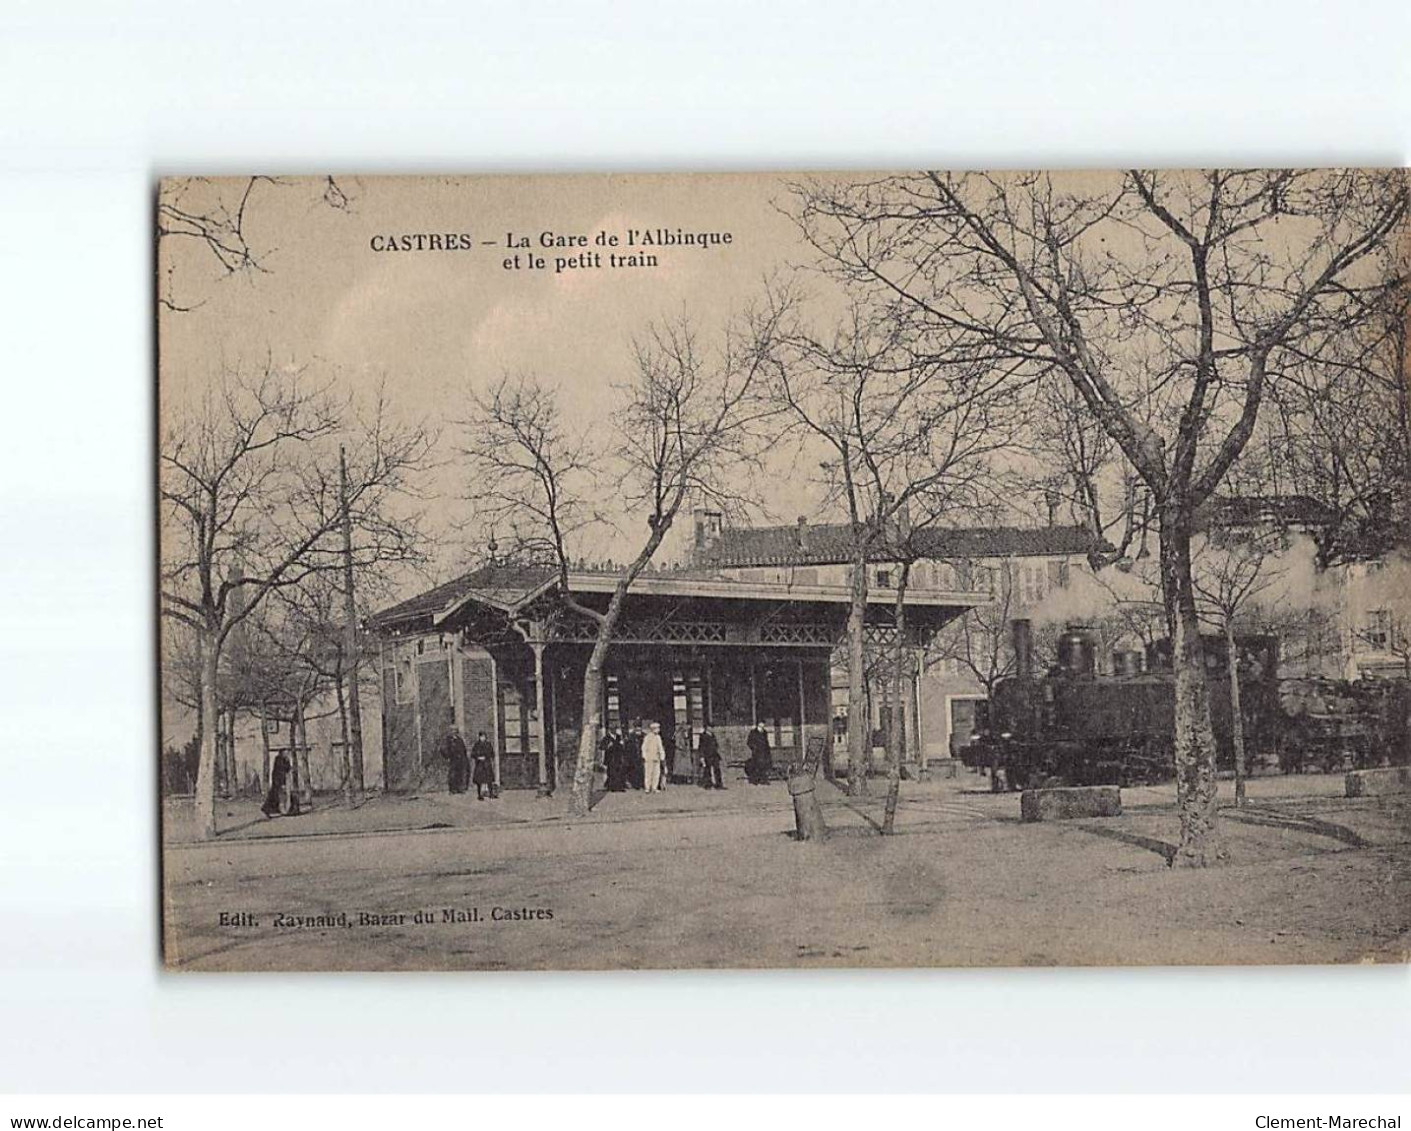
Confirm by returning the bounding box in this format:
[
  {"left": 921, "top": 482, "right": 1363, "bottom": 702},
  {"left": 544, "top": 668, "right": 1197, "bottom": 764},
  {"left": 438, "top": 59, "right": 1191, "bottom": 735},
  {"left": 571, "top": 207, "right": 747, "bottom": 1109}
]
[
  {"left": 253, "top": 577, "right": 359, "bottom": 806},
  {"left": 764, "top": 302, "right": 1021, "bottom": 796},
  {"left": 160, "top": 364, "right": 433, "bottom": 838},
  {"left": 157, "top": 176, "right": 352, "bottom": 312},
  {"left": 1260, "top": 286, "right": 1411, "bottom": 566},
  {"left": 461, "top": 302, "right": 790, "bottom": 817},
  {"left": 793, "top": 169, "right": 1407, "bottom": 864},
  {"left": 1031, "top": 376, "right": 1148, "bottom": 566},
  {"left": 1191, "top": 528, "right": 1288, "bottom": 806}
]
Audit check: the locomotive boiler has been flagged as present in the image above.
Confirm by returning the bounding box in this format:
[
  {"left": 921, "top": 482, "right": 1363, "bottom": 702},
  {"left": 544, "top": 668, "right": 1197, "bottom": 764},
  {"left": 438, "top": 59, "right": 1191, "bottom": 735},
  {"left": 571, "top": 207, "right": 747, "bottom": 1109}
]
[{"left": 967, "top": 619, "right": 1282, "bottom": 790}]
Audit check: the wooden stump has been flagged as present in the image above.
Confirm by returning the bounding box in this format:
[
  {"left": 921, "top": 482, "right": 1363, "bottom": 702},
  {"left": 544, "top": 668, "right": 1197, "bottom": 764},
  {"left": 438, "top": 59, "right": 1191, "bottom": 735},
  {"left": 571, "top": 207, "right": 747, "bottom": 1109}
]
[{"left": 788, "top": 774, "right": 828, "bottom": 841}]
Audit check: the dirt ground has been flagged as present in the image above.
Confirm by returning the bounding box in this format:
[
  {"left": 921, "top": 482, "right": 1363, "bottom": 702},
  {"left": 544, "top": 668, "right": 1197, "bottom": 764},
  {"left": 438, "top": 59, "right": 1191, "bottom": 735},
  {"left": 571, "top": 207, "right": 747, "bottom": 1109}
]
[{"left": 161, "top": 769, "right": 1411, "bottom": 971}]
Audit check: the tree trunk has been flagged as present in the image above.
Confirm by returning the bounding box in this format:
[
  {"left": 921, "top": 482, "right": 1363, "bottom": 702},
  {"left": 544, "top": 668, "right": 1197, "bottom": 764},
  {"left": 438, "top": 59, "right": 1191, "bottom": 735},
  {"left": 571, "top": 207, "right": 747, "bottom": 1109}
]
[
  {"left": 336, "top": 658, "right": 354, "bottom": 808},
  {"left": 563, "top": 517, "right": 672, "bottom": 817},
  {"left": 259, "top": 700, "right": 271, "bottom": 792},
  {"left": 882, "top": 562, "right": 910, "bottom": 834},
  {"left": 293, "top": 695, "right": 313, "bottom": 810},
  {"left": 1225, "top": 620, "right": 1247, "bottom": 808},
  {"left": 568, "top": 637, "right": 610, "bottom": 817},
  {"left": 846, "top": 549, "right": 870, "bottom": 796},
  {"left": 194, "top": 631, "right": 220, "bottom": 839},
  {"left": 339, "top": 446, "right": 366, "bottom": 792},
  {"left": 215, "top": 709, "right": 229, "bottom": 798},
  {"left": 1159, "top": 509, "right": 1226, "bottom": 866},
  {"left": 190, "top": 634, "right": 206, "bottom": 790}
]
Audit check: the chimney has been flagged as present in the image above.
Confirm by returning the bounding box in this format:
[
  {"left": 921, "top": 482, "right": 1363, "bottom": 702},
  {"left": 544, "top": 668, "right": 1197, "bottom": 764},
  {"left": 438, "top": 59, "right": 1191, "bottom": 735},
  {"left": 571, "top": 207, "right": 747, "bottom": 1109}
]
[
  {"left": 875, "top": 491, "right": 895, "bottom": 534},
  {"left": 693, "top": 508, "right": 723, "bottom": 552},
  {"left": 1012, "top": 618, "right": 1033, "bottom": 681},
  {"left": 795, "top": 515, "right": 808, "bottom": 550}
]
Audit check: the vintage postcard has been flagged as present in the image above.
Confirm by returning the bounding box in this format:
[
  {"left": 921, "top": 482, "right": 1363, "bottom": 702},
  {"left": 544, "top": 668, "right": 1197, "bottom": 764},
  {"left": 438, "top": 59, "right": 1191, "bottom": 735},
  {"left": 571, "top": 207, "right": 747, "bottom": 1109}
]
[{"left": 158, "top": 170, "right": 1410, "bottom": 971}]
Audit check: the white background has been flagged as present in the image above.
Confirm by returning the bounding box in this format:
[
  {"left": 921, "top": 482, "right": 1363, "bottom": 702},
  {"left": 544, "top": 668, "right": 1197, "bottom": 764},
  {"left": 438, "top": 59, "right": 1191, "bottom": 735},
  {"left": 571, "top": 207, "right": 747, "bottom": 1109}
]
[{"left": 1, "top": 0, "right": 1409, "bottom": 1095}]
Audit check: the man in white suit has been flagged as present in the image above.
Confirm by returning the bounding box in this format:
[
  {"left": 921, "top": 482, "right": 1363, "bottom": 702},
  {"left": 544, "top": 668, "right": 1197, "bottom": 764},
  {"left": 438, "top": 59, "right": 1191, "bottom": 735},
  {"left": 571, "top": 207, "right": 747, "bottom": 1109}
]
[{"left": 641, "top": 720, "right": 666, "bottom": 793}]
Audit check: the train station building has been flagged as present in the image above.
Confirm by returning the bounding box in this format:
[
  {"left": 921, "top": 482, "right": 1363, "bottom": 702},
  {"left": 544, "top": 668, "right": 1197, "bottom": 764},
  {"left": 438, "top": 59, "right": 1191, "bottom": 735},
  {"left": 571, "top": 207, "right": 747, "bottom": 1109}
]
[{"left": 368, "top": 562, "right": 985, "bottom": 791}]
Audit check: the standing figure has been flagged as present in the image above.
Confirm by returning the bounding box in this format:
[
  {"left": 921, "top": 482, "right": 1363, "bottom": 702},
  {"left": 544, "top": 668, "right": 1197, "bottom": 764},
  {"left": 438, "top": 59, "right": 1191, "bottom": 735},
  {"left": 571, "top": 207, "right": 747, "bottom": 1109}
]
[
  {"left": 641, "top": 721, "right": 666, "bottom": 793},
  {"left": 626, "top": 721, "right": 646, "bottom": 790},
  {"left": 441, "top": 727, "right": 471, "bottom": 794},
  {"left": 698, "top": 724, "right": 724, "bottom": 789},
  {"left": 470, "top": 731, "right": 495, "bottom": 800},
  {"left": 745, "top": 721, "right": 773, "bottom": 784},
  {"left": 261, "top": 749, "right": 291, "bottom": 817},
  {"left": 601, "top": 726, "right": 627, "bottom": 791}
]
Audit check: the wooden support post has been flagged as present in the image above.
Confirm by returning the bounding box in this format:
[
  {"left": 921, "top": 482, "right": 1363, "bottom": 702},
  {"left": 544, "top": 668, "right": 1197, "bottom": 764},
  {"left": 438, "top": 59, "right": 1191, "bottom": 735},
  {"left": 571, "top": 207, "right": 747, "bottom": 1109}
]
[
  {"left": 796, "top": 656, "right": 807, "bottom": 770},
  {"left": 410, "top": 655, "right": 424, "bottom": 781},
  {"left": 489, "top": 653, "right": 502, "bottom": 789},
  {"left": 532, "top": 641, "right": 549, "bottom": 796},
  {"left": 911, "top": 648, "right": 927, "bottom": 780}
]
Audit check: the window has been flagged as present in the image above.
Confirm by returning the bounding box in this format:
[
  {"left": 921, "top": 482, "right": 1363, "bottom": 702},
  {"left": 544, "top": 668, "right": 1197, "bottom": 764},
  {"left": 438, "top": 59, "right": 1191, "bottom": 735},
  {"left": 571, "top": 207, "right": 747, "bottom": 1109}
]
[
  {"left": 876, "top": 569, "right": 892, "bottom": 588},
  {"left": 395, "top": 658, "right": 414, "bottom": 704},
  {"left": 1364, "top": 609, "right": 1392, "bottom": 649},
  {"left": 498, "top": 680, "right": 542, "bottom": 756},
  {"left": 605, "top": 674, "right": 622, "bottom": 731}
]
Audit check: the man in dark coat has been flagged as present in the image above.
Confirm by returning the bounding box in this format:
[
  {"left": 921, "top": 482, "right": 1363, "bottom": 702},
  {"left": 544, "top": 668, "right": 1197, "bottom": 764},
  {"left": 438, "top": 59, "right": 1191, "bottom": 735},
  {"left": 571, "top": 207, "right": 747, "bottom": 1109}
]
[
  {"left": 601, "top": 726, "right": 627, "bottom": 791},
  {"left": 261, "top": 750, "right": 291, "bottom": 817},
  {"left": 745, "top": 722, "right": 773, "bottom": 784},
  {"left": 441, "top": 728, "right": 471, "bottom": 794},
  {"left": 626, "top": 722, "right": 646, "bottom": 790},
  {"left": 470, "top": 731, "right": 495, "bottom": 800},
  {"left": 698, "top": 725, "right": 723, "bottom": 789}
]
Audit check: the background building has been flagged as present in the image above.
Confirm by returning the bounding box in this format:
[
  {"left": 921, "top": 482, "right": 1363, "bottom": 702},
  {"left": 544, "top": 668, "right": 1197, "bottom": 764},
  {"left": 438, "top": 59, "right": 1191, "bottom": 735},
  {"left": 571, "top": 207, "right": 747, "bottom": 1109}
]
[{"left": 689, "top": 510, "right": 1097, "bottom": 764}]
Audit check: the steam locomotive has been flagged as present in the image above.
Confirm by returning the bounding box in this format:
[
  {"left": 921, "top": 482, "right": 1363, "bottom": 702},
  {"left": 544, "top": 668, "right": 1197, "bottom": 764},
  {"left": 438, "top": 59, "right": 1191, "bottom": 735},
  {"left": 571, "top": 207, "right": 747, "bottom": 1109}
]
[{"left": 959, "top": 620, "right": 1407, "bottom": 790}]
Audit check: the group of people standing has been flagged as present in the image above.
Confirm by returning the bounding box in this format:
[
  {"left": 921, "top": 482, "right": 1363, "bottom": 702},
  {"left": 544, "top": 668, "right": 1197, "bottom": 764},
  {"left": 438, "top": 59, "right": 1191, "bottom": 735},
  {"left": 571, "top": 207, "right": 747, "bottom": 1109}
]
[
  {"left": 439, "top": 728, "right": 497, "bottom": 799},
  {"left": 260, "top": 720, "right": 778, "bottom": 812},
  {"left": 599, "top": 721, "right": 665, "bottom": 792},
  {"left": 598, "top": 721, "right": 774, "bottom": 792}
]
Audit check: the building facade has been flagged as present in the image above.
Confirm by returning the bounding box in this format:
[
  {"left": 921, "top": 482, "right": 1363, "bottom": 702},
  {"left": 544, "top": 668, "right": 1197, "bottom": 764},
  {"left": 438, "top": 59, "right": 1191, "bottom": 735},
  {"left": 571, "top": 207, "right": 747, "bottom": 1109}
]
[{"left": 368, "top": 562, "right": 983, "bottom": 790}]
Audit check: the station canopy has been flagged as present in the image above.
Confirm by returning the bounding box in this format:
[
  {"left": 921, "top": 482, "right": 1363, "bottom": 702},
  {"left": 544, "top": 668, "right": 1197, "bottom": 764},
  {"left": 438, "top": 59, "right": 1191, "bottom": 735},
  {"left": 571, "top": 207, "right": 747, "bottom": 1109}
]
[{"left": 369, "top": 562, "right": 987, "bottom": 650}]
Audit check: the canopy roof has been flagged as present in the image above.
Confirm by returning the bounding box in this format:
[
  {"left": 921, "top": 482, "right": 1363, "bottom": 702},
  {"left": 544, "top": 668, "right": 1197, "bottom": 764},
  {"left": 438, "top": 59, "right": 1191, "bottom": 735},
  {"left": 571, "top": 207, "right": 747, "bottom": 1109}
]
[
  {"left": 370, "top": 562, "right": 986, "bottom": 645},
  {"left": 696, "top": 521, "right": 1097, "bottom": 569}
]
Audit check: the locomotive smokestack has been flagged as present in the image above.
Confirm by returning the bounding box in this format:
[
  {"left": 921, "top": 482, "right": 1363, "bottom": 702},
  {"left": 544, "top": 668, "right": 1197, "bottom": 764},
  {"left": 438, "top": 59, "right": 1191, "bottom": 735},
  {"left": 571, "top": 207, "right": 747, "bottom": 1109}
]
[
  {"left": 1012, "top": 618, "right": 1033, "bottom": 681},
  {"left": 1058, "top": 623, "right": 1097, "bottom": 679}
]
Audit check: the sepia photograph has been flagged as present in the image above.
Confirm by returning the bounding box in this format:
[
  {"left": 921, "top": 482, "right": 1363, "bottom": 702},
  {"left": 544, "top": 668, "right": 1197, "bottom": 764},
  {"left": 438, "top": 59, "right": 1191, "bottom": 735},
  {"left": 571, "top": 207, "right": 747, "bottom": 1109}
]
[{"left": 156, "top": 169, "right": 1411, "bottom": 972}]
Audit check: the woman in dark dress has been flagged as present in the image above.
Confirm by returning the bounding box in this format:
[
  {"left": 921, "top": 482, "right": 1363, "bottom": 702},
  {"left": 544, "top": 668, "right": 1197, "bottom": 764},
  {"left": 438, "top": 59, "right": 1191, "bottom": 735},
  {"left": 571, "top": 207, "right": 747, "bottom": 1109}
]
[
  {"left": 262, "top": 750, "right": 291, "bottom": 817},
  {"left": 745, "top": 722, "right": 773, "bottom": 784},
  {"left": 601, "top": 727, "right": 627, "bottom": 791},
  {"left": 470, "top": 732, "right": 495, "bottom": 800}
]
